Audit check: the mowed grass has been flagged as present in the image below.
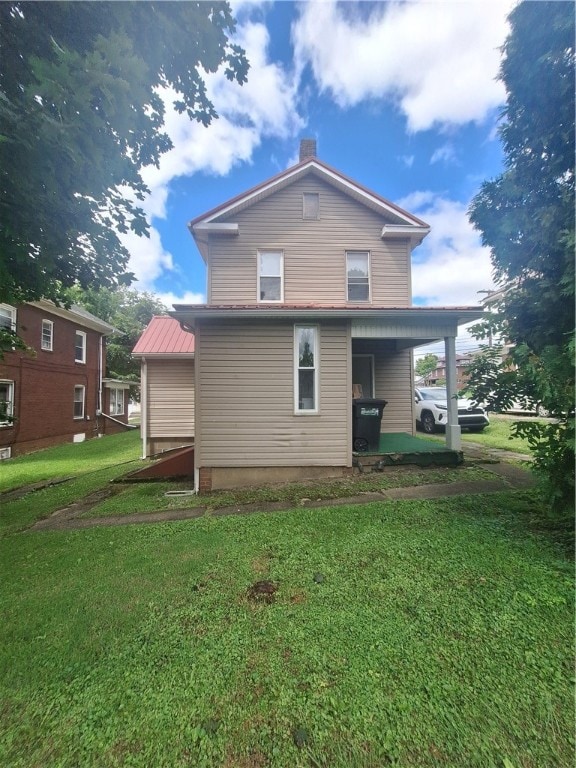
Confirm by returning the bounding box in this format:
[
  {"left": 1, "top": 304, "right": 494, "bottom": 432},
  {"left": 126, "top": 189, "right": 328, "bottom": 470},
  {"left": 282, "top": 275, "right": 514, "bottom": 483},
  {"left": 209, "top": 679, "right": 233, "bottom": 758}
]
[
  {"left": 83, "top": 465, "right": 496, "bottom": 519},
  {"left": 1, "top": 492, "right": 573, "bottom": 768},
  {"left": 0, "top": 430, "right": 142, "bottom": 537},
  {"left": 0, "top": 429, "right": 141, "bottom": 492},
  {"left": 423, "top": 414, "right": 536, "bottom": 453}
]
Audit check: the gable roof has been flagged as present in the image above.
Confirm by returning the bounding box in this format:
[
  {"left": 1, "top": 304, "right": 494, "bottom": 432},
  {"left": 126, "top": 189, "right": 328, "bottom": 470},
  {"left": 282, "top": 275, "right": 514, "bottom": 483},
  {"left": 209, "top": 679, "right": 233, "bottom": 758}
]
[
  {"left": 29, "top": 300, "right": 115, "bottom": 335},
  {"left": 132, "top": 316, "right": 195, "bottom": 357},
  {"left": 189, "top": 156, "right": 430, "bottom": 261}
]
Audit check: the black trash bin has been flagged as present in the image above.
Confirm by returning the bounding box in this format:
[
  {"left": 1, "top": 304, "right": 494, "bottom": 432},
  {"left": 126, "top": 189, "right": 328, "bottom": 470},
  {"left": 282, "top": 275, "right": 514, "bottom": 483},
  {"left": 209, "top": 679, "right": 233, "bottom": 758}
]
[{"left": 352, "top": 398, "right": 388, "bottom": 452}]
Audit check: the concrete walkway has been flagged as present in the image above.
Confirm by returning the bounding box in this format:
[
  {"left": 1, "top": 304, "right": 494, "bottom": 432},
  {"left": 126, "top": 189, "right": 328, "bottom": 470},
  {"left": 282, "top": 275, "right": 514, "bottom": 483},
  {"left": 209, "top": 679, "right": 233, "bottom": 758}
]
[{"left": 30, "top": 442, "right": 536, "bottom": 532}]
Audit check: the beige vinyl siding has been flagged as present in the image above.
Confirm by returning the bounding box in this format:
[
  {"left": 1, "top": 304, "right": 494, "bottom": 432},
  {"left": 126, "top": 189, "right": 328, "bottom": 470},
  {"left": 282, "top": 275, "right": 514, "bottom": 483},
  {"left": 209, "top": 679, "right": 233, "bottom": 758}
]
[
  {"left": 353, "top": 340, "right": 414, "bottom": 434},
  {"left": 208, "top": 176, "right": 411, "bottom": 306},
  {"left": 196, "top": 319, "right": 350, "bottom": 467},
  {"left": 147, "top": 360, "right": 194, "bottom": 438}
]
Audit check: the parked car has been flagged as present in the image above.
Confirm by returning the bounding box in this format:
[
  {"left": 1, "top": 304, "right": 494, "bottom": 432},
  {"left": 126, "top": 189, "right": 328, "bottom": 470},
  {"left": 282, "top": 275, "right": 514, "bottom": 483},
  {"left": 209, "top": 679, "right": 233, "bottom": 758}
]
[
  {"left": 499, "top": 399, "right": 549, "bottom": 417},
  {"left": 414, "top": 387, "right": 490, "bottom": 434}
]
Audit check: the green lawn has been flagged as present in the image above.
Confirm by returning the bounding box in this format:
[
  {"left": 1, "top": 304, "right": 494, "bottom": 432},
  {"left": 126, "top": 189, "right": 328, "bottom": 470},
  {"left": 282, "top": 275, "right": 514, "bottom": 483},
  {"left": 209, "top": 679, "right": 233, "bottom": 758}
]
[
  {"left": 0, "top": 496, "right": 573, "bottom": 766},
  {"left": 0, "top": 430, "right": 573, "bottom": 767},
  {"left": 424, "top": 414, "right": 537, "bottom": 453},
  {"left": 0, "top": 429, "right": 141, "bottom": 493}
]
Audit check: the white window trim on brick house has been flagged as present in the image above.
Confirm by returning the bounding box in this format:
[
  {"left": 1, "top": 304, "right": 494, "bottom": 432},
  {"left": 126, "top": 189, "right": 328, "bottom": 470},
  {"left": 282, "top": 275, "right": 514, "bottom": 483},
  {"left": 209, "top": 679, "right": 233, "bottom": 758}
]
[
  {"left": 41, "top": 319, "right": 54, "bottom": 351},
  {"left": 0, "top": 380, "right": 14, "bottom": 427},
  {"left": 0, "top": 304, "right": 16, "bottom": 332},
  {"left": 75, "top": 330, "right": 86, "bottom": 363},
  {"left": 73, "top": 385, "right": 85, "bottom": 419},
  {"left": 109, "top": 387, "right": 125, "bottom": 416}
]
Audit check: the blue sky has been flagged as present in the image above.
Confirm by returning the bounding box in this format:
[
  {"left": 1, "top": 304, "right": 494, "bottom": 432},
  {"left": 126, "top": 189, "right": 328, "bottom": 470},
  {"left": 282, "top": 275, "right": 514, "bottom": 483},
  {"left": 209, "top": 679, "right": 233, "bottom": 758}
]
[{"left": 122, "top": 0, "right": 516, "bottom": 355}]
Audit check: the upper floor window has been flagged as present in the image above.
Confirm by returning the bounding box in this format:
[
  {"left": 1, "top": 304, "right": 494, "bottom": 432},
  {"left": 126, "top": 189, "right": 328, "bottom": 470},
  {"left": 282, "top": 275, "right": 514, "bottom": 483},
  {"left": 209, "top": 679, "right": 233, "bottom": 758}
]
[
  {"left": 294, "top": 325, "right": 318, "bottom": 413},
  {"left": 303, "top": 192, "right": 319, "bottom": 220},
  {"left": 258, "top": 250, "right": 283, "bottom": 302},
  {"left": 75, "top": 331, "right": 86, "bottom": 363},
  {"left": 346, "top": 251, "right": 370, "bottom": 302},
  {"left": 109, "top": 388, "right": 125, "bottom": 416},
  {"left": 0, "top": 380, "right": 14, "bottom": 426},
  {"left": 0, "top": 304, "right": 16, "bottom": 332},
  {"left": 41, "top": 319, "right": 54, "bottom": 351},
  {"left": 73, "top": 385, "right": 85, "bottom": 419}
]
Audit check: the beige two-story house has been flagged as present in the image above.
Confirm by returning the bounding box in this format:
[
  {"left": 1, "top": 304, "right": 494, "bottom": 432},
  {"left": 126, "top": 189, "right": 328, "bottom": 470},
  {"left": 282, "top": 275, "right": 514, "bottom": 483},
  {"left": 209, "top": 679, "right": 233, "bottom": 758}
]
[{"left": 172, "top": 141, "right": 483, "bottom": 492}]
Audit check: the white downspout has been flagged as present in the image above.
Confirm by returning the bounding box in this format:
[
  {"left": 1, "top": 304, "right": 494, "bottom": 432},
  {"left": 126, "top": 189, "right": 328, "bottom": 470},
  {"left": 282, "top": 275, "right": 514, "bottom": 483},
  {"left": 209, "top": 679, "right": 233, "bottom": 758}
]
[
  {"left": 98, "top": 335, "right": 103, "bottom": 418},
  {"left": 141, "top": 357, "right": 148, "bottom": 459},
  {"left": 444, "top": 335, "right": 461, "bottom": 450}
]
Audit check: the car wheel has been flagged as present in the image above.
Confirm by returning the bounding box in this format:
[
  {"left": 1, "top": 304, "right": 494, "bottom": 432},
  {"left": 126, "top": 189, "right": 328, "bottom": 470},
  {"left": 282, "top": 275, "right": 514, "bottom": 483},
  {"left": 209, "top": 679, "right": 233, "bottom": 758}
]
[
  {"left": 536, "top": 403, "right": 549, "bottom": 418},
  {"left": 421, "top": 411, "right": 436, "bottom": 434}
]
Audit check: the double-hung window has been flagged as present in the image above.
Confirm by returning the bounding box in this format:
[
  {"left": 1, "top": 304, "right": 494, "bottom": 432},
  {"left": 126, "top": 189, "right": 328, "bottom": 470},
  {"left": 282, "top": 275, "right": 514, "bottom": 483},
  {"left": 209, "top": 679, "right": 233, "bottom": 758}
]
[
  {"left": 109, "top": 388, "right": 125, "bottom": 416},
  {"left": 346, "top": 251, "right": 370, "bottom": 302},
  {"left": 0, "top": 381, "right": 14, "bottom": 426},
  {"left": 41, "top": 319, "right": 54, "bottom": 351},
  {"left": 75, "top": 331, "right": 86, "bottom": 363},
  {"left": 294, "top": 326, "right": 318, "bottom": 413},
  {"left": 73, "top": 385, "right": 85, "bottom": 419},
  {"left": 258, "top": 250, "right": 283, "bottom": 302},
  {"left": 0, "top": 304, "right": 16, "bottom": 332}
]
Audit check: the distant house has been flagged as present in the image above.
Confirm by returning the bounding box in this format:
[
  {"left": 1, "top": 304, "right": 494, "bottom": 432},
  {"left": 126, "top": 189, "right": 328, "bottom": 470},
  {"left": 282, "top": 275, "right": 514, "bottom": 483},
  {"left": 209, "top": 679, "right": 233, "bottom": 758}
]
[
  {"left": 0, "top": 300, "right": 130, "bottom": 458},
  {"left": 166, "top": 140, "right": 483, "bottom": 492},
  {"left": 132, "top": 316, "right": 195, "bottom": 458},
  {"left": 422, "top": 353, "right": 475, "bottom": 388}
]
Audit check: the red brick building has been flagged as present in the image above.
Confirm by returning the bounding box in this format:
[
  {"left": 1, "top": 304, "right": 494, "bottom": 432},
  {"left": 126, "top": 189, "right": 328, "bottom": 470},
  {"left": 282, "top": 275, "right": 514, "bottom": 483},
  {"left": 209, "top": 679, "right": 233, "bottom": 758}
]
[{"left": 0, "top": 300, "right": 131, "bottom": 458}]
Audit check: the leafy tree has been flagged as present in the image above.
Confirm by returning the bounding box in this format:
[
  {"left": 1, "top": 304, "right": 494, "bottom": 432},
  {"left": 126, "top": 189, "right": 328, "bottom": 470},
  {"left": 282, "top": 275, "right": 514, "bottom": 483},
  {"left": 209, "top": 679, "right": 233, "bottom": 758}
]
[
  {"left": 467, "top": 1, "right": 575, "bottom": 524},
  {"left": 0, "top": 2, "right": 248, "bottom": 307},
  {"left": 415, "top": 353, "right": 438, "bottom": 380},
  {"left": 67, "top": 286, "right": 168, "bottom": 394}
]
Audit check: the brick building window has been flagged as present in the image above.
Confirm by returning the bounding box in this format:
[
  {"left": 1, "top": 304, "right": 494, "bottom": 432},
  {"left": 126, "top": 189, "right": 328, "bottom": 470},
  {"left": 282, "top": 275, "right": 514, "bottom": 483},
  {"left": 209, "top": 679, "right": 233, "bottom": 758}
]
[
  {"left": 0, "top": 381, "right": 14, "bottom": 426},
  {"left": 75, "top": 331, "right": 86, "bottom": 363},
  {"left": 73, "top": 385, "right": 85, "bottom": 419},
  {"left": 41, "top": 319, "right": 54, "bottom": 351},
  {"left": 109, "top": 388, "right": 125, "bottom": 416},
  {"left": 0, "top": 304, "right": 16, "bottom": 332}
]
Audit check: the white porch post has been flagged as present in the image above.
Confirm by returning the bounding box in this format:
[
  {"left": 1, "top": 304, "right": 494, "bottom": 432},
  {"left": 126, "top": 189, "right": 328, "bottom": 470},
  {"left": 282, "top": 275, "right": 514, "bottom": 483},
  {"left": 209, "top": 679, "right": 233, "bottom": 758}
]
[{"left": 444, "top": 335, "right": 461, "bottom": 450}]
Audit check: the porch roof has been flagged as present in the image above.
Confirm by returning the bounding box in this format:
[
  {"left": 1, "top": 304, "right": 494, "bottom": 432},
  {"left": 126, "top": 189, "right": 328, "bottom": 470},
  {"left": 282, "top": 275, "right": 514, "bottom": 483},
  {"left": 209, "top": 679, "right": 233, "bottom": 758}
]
[{"left": 170, "top": 304, "right": 483, "bottom": 342}]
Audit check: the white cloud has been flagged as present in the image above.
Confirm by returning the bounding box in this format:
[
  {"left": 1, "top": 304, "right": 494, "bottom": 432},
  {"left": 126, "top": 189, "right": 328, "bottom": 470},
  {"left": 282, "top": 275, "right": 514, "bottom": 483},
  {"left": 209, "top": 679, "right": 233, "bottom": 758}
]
[
  {"left": 292, "top": 0, "right": 514, "bottom": 131},
  {"left": 125, "top": 16, "right": 304, "bottom": 288},
  {"left": 399, "top": 154, "right": 415, "bottom": 168},
  {"left": 430, "top": 143, "right": 457, "bottom": 165},
  {"left": 154, "top": 290, "right": 206, "bottom": 310},
  {"left": 397, "top": 192, "right": 496, "bottom": 306}
]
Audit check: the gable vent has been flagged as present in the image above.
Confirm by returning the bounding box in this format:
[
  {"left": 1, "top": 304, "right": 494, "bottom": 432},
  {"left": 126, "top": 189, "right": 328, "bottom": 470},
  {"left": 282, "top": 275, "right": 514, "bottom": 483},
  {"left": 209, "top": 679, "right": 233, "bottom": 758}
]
[{"left": 299, "top": 138, "right": 317, "bottom": 162}]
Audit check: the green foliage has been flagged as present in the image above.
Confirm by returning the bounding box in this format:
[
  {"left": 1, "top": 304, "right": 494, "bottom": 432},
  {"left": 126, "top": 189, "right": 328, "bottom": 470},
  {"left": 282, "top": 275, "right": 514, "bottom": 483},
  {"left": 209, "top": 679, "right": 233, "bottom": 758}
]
[
  {"left": 467, "top": 1, "right": 575, "bottom": 521},
  {"left": 66, "top": 285, "right": 168, "bottom": 393},
  {"left": 0, "top": 2, "right": 248, "bottom": 306},
  {"left": 0, "top": 495, "right": 573, "bottom": 766},
  {"left": 415, "top": 353, "right": 438, "bottom": 379}
]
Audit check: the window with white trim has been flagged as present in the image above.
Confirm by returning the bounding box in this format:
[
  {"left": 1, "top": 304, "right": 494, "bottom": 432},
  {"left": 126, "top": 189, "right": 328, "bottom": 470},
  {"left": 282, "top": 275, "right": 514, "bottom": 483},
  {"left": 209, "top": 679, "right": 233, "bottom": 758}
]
[
  {"left": 303, "top": 192, "right": 319, "bottom": 220},
  {"left": 294, "top": 325, "right": 318, "bottom": 413},
  {"left": 0, "top": 381, "right": 14, "bottom": 426},
  {"left": 258, "top": 250, "right": 283, "bottom": 302},
  {"left": 73, "top": 385, "right": 85, "bottom": 419},
  {"left": 0, "top": 304, "right": 16, "bottom": 332},
  {"left": 75, "top": 331, "right": 86, "bottom": 363},
  {"left": 41, "top": 319, "right": 54, "bottom": 351},
  {"left": 346, "top": 251, "right": 370, "bottom": 302},
  {"left": 109, "top": 387, "right": 125, "bottom": 416}
]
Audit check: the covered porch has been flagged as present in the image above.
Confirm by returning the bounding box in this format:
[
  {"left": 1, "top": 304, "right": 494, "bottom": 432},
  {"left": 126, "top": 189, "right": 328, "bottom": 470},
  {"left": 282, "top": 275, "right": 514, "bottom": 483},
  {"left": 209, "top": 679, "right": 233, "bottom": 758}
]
[{"left": 353, "top": 431, "right": 462, "bottom": 469}]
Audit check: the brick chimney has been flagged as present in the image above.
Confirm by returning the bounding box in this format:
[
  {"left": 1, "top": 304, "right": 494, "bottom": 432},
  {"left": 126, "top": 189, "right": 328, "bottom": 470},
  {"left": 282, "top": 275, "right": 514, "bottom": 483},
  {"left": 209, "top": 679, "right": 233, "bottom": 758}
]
[{"left": 299, "top": 138, "right": 317, "bottom": 162}]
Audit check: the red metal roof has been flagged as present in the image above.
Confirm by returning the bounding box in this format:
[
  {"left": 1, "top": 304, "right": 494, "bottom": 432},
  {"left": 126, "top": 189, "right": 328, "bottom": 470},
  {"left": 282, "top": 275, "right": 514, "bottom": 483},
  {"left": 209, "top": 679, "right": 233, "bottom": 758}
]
[{"left": 132, "top": 316, "right": 195, "bottom": 356}]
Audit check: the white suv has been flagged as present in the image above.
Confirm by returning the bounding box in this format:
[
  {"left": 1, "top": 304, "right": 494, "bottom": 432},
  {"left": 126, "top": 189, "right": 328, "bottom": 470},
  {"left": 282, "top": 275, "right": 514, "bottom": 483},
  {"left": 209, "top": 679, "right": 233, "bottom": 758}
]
[{"left": 414, "top": 387, "right": 489, "bottom": 434}]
